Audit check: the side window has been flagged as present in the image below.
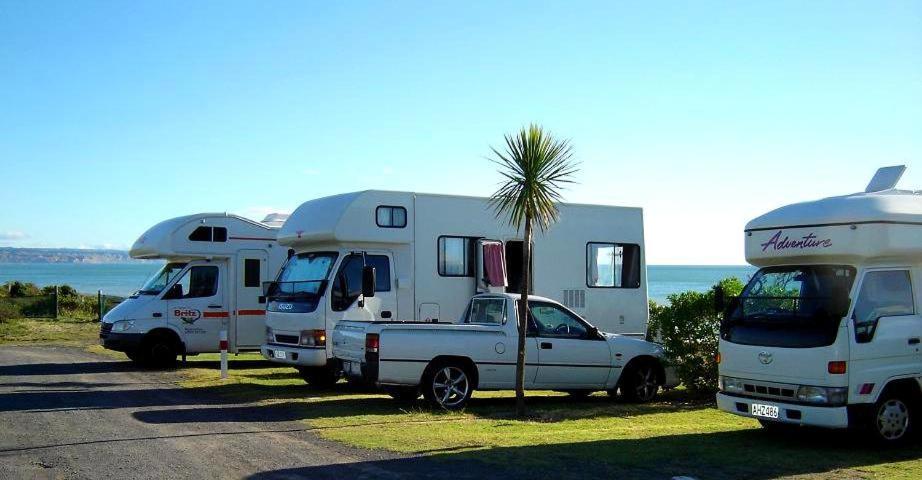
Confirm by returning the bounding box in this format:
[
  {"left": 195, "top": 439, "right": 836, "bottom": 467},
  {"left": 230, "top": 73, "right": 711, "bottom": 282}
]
[
  {"left": 331, "top": 255, "right": 391, "bottom": 311},
  {"left": 587, "top": 242, "right": 641, "bottom": 288},
  {"left": 466, "top": 298, "right": 506, "bottom": 324},
  {"left": 528, "top": 302, "right": 588, "bottom": 339},
  {"left": 376, "top": 206, "right": 407, "bottom": 228},
  {"left": 170, "top": 266, "right": 219, "bottom": 299},
  {"left": 853, "top": 270, "right": 915, "bottom": 342},
  {"left": 438, "top": 236, "right": 476, "bottom": 277},
  {"left": 213, "top": 227, "right": 227, "bottom": 242},
  {"left": 244, "top": 259, "right": 260, "bottom": 288},
  {"left": 189, "top": 226, "right": 211, "bottom": 242}
]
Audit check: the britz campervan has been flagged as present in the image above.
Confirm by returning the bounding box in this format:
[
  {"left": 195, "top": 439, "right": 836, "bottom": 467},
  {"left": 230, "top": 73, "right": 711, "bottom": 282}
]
[
  {"left": 717, "top": 165, "right": 922, "bottom": 444},
  {"left": 100, "top": 213, "right": 289, "bottom": 367},
  {"left": 260, "top": 191, "right": 648, "bottom": 385}
]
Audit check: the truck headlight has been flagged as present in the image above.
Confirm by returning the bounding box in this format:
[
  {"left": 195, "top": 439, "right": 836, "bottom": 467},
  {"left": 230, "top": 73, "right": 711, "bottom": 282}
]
[
  {"left": 796, "top": 386, "right": 847, "bottom": 406},
  {"left": 299, "top": 329, "right": 326, "bottom": 347},
  {"left": 112, "top": 320, "right": 135, "bottom": 333},
  {"left": 719, "top": 376, "right": 746, "bottom": 394}
]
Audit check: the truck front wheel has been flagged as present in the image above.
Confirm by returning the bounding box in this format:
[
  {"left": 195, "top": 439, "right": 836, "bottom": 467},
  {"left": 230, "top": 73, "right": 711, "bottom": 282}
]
[
  {"left": 422, "top": 363, "right": 473, "bottom": 410},
  {"left": 297, "top": 366, "right": 340, "bottom": 388},
  {"left": 871, "top": 392, "right": 914, "bottom": 444},
  {"left": 143, "top": 334, "right": 177, "bottom": 369}
]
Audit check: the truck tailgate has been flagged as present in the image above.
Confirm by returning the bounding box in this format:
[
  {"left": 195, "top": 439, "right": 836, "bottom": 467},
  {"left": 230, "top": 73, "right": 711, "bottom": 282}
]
[{"left": 332, "top": 321, "right": 369, "bottom": 363}]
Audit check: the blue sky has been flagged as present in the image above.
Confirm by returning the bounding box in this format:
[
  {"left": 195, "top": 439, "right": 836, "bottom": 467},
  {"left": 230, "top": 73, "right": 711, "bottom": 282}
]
[{"left": 1, "top": 1, "right": 919, "bottom": 264}]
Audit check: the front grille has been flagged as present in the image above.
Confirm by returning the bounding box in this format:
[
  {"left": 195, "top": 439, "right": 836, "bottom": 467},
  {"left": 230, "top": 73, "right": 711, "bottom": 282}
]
[
  {"left": 740, "top": 379, "right": 797, "bottom": 401},
  {"left": 100, "top": 323, "right": 112, "bottom": 337},
  {"left": 274, "top": 334, "right": 299, "bottom": 345}
]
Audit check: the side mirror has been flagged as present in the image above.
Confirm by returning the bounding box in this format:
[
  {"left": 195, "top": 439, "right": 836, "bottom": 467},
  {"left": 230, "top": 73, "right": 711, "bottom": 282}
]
[
  {"left": 164, "top": 284, "right": 183, "bottom": 300},
  {"left": 361, "top": 266, "right": 376, "bottom": 298},
  {"left": 258, "top": 296, "right": 266, "bottom": 304},
  {"left": 713, "top": 286, "right": 726, "bottom": 313}
]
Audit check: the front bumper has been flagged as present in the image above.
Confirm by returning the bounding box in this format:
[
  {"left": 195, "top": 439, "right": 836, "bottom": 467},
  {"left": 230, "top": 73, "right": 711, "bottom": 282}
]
[
  {"left": 100, "top": 332, "right": 144, "bottom": 353},
  {"left": 716, "top": 392, "right": 850, "bottom": 429},
  {"left": 260, "top": 344, "right": 327, "bottom": 367}
]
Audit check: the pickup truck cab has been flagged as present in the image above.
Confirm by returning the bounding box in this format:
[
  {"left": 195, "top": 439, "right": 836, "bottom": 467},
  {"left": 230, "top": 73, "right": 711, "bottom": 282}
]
[{"left": 332, "top": 293, "right": 671, "bottom": 409}]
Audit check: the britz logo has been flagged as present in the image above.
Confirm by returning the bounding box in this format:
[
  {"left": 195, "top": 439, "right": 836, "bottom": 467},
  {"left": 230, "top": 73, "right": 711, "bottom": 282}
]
[
  {"left": 760, "top": 230, "right": 832, "bottom": 252},
  {"left": 173, "top": 308, "right": 201, "bottom": 324}
]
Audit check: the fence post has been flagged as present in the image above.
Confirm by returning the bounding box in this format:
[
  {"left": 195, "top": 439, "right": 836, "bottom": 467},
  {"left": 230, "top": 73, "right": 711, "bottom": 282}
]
[
  {"left": 53, "top": 286, "right": 59, "bottom": 320},
  {"left": 98, "top": 290, "right": 103, "bottom": 322}
]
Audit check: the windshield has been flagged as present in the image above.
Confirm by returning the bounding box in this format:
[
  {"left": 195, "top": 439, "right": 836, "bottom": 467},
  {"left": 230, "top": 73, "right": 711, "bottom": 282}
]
[
  {"left": 137, "top": 262, "right": 187, "bottom": 295},
  {"left": 722, "top": 265, "right": 856, "bottom": 348},
  {"left": 267, "top": 252, "right": 338, "bottom": 300}
]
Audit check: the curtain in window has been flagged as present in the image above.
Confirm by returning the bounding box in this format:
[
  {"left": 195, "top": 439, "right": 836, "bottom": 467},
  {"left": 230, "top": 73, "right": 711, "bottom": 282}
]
[{"left": 482, "top": 241, "right": 507, "bottom": 287}]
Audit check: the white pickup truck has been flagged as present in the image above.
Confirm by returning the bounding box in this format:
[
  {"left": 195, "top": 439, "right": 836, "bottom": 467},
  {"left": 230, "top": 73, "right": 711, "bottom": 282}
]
[{"left": 332, "top": 293, "right": 673, "bottom": 409}]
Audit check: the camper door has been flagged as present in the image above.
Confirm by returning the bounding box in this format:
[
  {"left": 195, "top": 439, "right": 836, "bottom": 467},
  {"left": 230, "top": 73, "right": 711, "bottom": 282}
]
[
  {"left": 476, "top": 239, "right": 507, "bottom": 293},
  {"left": 164, "top": 261, "right": 226, "bottom": 353},
  {"left": 235, "top": 250, "right": 269, "bottom": 349}
]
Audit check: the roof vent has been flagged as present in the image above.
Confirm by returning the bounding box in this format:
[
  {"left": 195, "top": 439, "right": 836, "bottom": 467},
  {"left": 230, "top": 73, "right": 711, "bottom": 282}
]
[
  {"left": 261, "top": 213, "right": 290, "bottom": 227},
  {"left": 865, "top": 165, "right": 906, "bottom": 193}
]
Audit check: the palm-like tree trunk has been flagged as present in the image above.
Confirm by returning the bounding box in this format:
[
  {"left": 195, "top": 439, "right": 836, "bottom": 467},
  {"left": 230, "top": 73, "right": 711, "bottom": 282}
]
[{"left": 515, "top": 216, "right": 532, "bottom": 416}]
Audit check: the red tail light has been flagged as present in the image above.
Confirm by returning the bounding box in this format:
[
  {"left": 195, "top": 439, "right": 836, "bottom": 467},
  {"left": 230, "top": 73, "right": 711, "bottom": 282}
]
[
  {"left": 365, "top": 333, "right": 380, "bottom": 353},
  {"left": 828, "top": 361, "right": 847, "bottom": 374},
  {"left": 715, "top": 352, "right": 721, "bottom": 364},
  {"left": 313, "top": 330, "right": 327, "bottom": 346}
]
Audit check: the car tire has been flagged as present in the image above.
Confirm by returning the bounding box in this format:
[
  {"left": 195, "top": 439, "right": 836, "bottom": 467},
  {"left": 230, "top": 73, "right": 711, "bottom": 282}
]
[
  {"left": 385, "top": 386, "right": 420, "bottom": 402},
  {"left": 144, "top": 335, "right": 177, "bottom": 369},
  {"left": 422, "top": 362, "right": 474, "bottom": 410},
  {"left": 298, "top": 366, "right": 340, "bottom": 388},
  {"left": 619, "top": 360, "right": 660, "bottom": 403},
  {"left": 870, "top": 390, "right": 915, "bottom": 445}
]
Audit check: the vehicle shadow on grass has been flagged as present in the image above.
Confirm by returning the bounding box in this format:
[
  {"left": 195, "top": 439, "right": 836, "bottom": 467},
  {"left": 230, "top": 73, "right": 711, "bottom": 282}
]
[
  {"left": 247, "top": 429, "right": 922, "bottom": 480},
  {"left": 0, "top": 358, "right": 278, "bottom": 377}
]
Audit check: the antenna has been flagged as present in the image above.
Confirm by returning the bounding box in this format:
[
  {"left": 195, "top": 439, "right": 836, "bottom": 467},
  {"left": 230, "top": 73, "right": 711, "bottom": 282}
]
[{"left": 865, "top": 165, "right": 906, "bottom": 193}]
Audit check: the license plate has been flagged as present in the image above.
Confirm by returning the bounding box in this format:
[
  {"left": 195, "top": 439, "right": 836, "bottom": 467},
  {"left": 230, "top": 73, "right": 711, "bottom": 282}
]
[
  {"left": 273, "top": 350, "right": 287, "bottom": 360},
  {"left": 751, "top": 403, "right": 779, "bottom": 419}
]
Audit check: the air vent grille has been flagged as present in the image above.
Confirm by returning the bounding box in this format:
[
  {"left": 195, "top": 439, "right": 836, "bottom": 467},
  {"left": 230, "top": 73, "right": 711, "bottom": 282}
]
[{"left": 562, "top": 289, "right": 586, "bottom": 309}]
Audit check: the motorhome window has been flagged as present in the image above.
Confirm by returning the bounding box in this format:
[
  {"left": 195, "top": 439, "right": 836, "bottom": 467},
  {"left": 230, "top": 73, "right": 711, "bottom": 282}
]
[
  {"left": 189, "top": 226, "right": 212, "bottom": 241},
  {"left": 466, "top": 297, "right": 506, "bottom": 324},
  {"left": 268, "top": 252, "right": 338, "bottom": 300},
  {"left": 376, "top": 206, "right": 407, "bottom": 228},
  {"left": 528, "top": 302, "right": 589, "bottom": 339},
  {"left": 586, "top": 242, "right": 641, "bottom": 288},
  {"left": 331, "top": 254, "right": 391, "bottom": 311},
  {"left": 244, "top": 259, "right": 260, "bottom": 288},
  {"left": 212, "top": 227, "right": 227, "bottom": 242},
  {"left": 853, "top": 270, "right": 915, "bottom": 343},
  {"left": 722, "top": 265, "right": 857, "bottom": 348},
  {"left": 138, "top": 262, "right": 187, "bottom": 295},
  {"left": 438, "top": 236, "right": 476, "bottom": 277},
  {"left": 171, "top": 266, "right": 219, "bottom": 299}
]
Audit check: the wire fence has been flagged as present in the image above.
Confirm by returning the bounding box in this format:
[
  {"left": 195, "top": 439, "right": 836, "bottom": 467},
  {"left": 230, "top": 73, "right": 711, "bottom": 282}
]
[{"left": 0, "top": 287, "right": 124, "bottom": 321}]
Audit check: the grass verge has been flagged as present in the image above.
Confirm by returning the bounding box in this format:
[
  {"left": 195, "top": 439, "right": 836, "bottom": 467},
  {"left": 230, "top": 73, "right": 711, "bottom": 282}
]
[{"left": 0, "top": 317, "right": 100, "bottom": 345}]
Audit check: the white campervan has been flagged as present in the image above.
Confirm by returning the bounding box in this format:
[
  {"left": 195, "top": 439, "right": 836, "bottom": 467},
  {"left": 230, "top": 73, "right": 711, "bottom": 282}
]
[
  {"left": 261, "top": 191, "right": 648, "bottom": 385},
  {"left": 717, "top": 165, "right": 922, "bottom": 444},
  {"left": 100, "top": 212, "right": 289, "bottom": 366}
]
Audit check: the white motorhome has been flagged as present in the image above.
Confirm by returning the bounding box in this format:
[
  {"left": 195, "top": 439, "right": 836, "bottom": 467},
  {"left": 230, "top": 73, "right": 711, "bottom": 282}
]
[
  {"left": 100, "top": 212, "right": 289, "bottom": 366},
  {"left": 261, "top": 191, "right": 648, "bottom": 385},
  {"left": 717, "top": 165, "right": 922, "bottom": 444}
]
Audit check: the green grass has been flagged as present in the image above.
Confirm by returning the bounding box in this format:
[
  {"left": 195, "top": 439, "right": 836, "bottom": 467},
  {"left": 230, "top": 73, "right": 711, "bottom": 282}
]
[
  {"left": 0, "top": 317, "right": 100, "bottom": 345},
  {"left": 170, "top": 358, "right": 922, "bottom": 479}
]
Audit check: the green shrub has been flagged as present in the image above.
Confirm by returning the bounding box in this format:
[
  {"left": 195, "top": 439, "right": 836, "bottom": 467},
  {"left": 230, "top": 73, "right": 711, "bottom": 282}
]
[
  {"left": 647, "top": 277, "right": 745, "bottom": 394},
  {"left": 0, "top": 301, "right": 21, "bottom": 323},
  {"left": 6, "top": 281, "right": 41, "bottom": 298}
]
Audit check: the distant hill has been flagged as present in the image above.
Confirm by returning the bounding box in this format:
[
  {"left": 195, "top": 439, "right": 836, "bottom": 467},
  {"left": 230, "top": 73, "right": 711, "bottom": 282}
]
[{"left": 0, "top": 247, "right": 148, "bottom": 264}]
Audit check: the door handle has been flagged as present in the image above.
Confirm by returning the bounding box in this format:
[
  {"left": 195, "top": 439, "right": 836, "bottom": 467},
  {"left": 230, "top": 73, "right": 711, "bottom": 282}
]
[
  {"left": 380, "top": 311, "right": 392, "bottom": 319},
  {"left": 540, "top": 342, "right": 553, "bottom": 349},
  {"left": 152, "top": 312, "right": 162, "bottom": 318},
  {"left": 207, "top": 305, "right": 222, "bottom": 309},
  {"left": 909, "top": 338, "right": 920, "bottom": 345}
]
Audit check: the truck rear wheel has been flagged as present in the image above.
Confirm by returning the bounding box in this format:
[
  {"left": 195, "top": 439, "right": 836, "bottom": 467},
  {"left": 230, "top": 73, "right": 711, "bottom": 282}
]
[
  {"left": 871, "top": 391, "right": 914, "bottom": 444},
  {"left": 422, "top": 363, "right": 473, "bottom": 410},
  {"left": 298, "top": 366, "right": 340, "bottom": 388}
]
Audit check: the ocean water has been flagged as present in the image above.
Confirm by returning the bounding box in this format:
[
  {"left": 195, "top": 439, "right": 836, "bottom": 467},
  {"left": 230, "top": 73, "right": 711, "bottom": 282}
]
[{"left": 0, "top": 262, "right": 755, "bottom": 302}]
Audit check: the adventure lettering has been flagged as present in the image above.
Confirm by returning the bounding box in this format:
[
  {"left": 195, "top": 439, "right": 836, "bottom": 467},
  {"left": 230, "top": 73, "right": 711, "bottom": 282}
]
[{"left": 760, "top": 230, "right": 832, "bottom": 252}]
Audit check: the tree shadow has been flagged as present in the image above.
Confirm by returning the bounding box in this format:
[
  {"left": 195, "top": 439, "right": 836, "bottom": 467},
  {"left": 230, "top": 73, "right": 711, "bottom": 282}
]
[{"left": 248, "top": 429, "right": 922, "bottom": 480}]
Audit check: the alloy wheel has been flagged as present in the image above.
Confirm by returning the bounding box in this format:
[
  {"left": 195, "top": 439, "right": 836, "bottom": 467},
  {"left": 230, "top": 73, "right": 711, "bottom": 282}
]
[{"left": 432, "top": 366, "right": 470, "bottom": 408}]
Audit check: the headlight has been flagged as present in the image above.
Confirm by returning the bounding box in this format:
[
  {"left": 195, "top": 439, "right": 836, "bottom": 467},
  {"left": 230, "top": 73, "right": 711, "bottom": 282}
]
[
  {"left": 796, "top": 385, "right": 847, "bottom": 406},
  {"left": 111, "top": 320, "right": 135, "bottom": 333},
  {"left": 720, "top": 376, "right": 746, "bottom": 394},
  {"left": 299, "top": 329, "right": 326, "bottom": 347}
]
